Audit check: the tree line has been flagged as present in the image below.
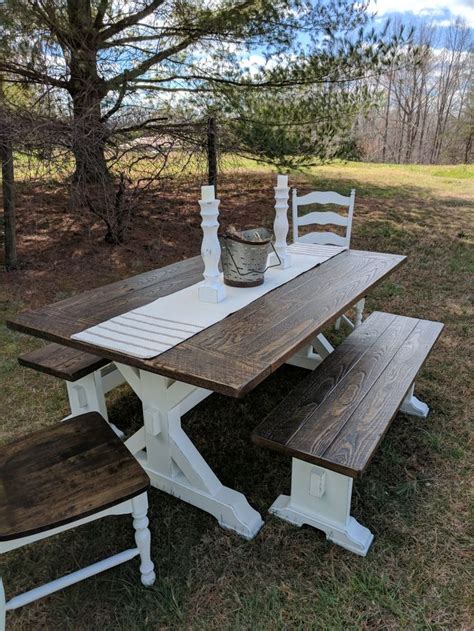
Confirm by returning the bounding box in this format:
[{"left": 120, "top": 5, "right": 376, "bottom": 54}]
[
  {"left": 0, "top": 1, "right": 471, "bottom": 263},
  {"left": 357, "top": 18, "right": 472, "bottom": 164},
  {"left": 0, "top": 0, "right": 408, "bottom": 253}
]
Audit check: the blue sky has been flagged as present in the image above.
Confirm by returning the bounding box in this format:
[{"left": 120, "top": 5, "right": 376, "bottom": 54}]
[{"left": 369, "top": 0, "right": 474, "bottom": 28}]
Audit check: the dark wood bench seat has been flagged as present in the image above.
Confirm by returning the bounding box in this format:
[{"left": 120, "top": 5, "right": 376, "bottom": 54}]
[
  {"left": 19, "top": 343, "right": 108, "bottom": 382},
  {"left": 253, "top": 311, "right": 443, "bottom": 477},
  {"left": 252, "top": 311, "right": 443, "bottom": 555}
]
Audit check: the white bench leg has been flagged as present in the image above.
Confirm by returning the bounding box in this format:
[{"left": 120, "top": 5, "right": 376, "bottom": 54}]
[
  {"left": 269, "top": 458, "right": 374, "bottom": 556},
  {"left": 335, "top": 300, "right": 364, "bottom": 332},
  {"left": 286, "top": 345, "right": 323, "bottom": 370},
  {"left": 64, "top": 371, "right": 125, "bottom": 439},
  {"left": 132, "top": 494, "right": 156, "bottom": 587},
  {"left": 399, "top": 383, "right": 429, "bottom": 418},
  {"left": 65, "top": 372, "right": 107, "bottom": 418}
]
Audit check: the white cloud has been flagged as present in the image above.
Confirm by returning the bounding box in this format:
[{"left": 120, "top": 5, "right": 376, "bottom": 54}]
[{"left": 368, "top": 0, "right": 474, "bottom": 27}]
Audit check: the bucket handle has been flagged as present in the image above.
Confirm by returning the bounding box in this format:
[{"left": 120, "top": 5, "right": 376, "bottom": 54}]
[{"left": 222, "top": 237, "right": 281, "bottom": 277}]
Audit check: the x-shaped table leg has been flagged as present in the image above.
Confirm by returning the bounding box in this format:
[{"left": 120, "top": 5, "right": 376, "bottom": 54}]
[{"left": 117, "top": 365, "right": 264, "bottom": 540}]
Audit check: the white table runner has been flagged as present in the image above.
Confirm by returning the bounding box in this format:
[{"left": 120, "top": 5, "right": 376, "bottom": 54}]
[{"left": 72, "top": 243, "right": 345, "bottom": 359}]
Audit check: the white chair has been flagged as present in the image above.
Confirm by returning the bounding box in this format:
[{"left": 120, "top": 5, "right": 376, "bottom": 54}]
[
  {"left": 292, "top": 188, "right": 364, "bottom": 329},
  {"left": 0, "top": 412, "right": 155, "bottom": 630}
]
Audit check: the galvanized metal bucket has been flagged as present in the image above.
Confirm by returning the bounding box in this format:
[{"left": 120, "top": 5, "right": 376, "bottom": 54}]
[{"left": 219, "top": 228, "right": 281, "bottom": 287}]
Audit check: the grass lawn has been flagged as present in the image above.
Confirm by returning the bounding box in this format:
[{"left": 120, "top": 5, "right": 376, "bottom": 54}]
[{"left": 1, "top": 161, "right": 473, "bottom": 629}]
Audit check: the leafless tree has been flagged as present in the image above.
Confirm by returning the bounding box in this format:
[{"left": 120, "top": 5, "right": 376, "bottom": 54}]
[{"left": 358, "top": 18, "right": 472, "bottom": 164}]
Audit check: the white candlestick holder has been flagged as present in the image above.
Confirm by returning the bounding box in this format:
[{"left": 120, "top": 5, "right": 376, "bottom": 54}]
[
  {"left": 269, "top": 183, "right": 291, "bottom": 269},
  {"left": 198, "top": 188, "right": 226, "bottom": 303}
]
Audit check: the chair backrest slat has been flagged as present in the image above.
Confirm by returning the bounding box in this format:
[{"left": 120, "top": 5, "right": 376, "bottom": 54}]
[
  {"left": 297, "top": 211, "right": 348, "bottom": 228},
  {"left": 296, "top": 191, "right": 351, "bottom": 206},
  {"left": 292, "top": 188, "right": 355, "bottom": 247},
  {"left": 297, "top": 231, "right": 347, "bottom": 246}
]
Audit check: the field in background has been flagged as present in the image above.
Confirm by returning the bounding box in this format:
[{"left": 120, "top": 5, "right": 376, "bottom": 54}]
[{"left": 1, "top": 162, "right": 473, "bottom": 629}]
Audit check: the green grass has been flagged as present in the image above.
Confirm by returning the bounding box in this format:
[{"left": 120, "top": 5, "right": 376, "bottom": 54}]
[{"left": 1, "top": 161, "right": 473, "bottom": 630}]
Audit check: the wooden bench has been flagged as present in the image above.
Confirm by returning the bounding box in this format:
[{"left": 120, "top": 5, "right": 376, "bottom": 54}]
[
  {"left": 18, "top": 344, "right": 125, "bottom": 436},
  {"left": 252, "top": 311, "right": 443, "bottom": 556}
]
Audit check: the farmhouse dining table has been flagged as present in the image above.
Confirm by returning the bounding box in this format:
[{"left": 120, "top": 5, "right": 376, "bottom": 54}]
[{"left": 7, "top": 248, "right": 405, "bottom": 539}]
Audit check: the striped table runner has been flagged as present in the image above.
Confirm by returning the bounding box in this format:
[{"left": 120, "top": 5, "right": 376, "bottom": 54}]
[{"left": 72, "top": 244, "right": 345, "bottom": 359}]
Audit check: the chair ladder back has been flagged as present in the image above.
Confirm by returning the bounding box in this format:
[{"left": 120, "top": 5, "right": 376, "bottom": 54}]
[{"left": 292, "top": 188, "right": 356, "bottom": 247}]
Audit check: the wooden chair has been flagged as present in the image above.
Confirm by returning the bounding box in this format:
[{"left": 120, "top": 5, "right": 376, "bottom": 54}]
[
  {"left": 0, "top": 412, "right": 155, "bottom": 629},
  {"left": 292, "top": 188, "right": 364, "bottom": 329}
]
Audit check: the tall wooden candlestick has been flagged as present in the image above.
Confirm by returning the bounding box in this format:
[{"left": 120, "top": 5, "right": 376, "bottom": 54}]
[
  {"left": 269, "top": 174, "right": 291, "bottom": 269},
  {"left": 198, "top": 185, "right": 226, "bottom": 303}
]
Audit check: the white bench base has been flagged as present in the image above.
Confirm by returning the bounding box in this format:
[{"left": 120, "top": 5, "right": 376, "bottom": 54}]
[
  {"left": 269, "top": 385, "right": 430, "bottom": 555},
  {"left": 269, "top": 460, "right": 374, "bottom": 556},
  {"left": 400, "top": 384, "right": 429, "bottom": 418},
  {"left": 286, "top": 333, "right": 334, "bottom": 370}
]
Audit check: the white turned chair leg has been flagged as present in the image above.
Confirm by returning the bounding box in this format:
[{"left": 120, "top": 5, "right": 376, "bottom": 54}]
[
  {"left": 0, "top": 578, "right": 6, "bottom": 631},
  {"left": 354, "top": 298, "right": 365, "bottom": 328},
  {"left": 64, "top": 372, "right": 125, "bottom": 439},
  {"left": 132, "top": 494, "right": 156, "bottom": 587},
  {"left": 269, "top": 459, "right": 374, "bottom": 556},
  {"left": 399, "top": 383, "right": 429, "bottom": 418}
]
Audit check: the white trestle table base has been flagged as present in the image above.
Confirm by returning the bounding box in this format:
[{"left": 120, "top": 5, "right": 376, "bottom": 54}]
[
  {"left": 120, "top": 366, "right": 264, "bottom": 539},
  {"left": 73, "top": 245, "right": 345, "bottom": 539}
]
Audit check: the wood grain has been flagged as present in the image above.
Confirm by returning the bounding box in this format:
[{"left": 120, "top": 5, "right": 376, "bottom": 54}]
[
  {"left": 18, "top": 343, "right": 108, "bottom": 382},
  {"left": 252, "top": 312, "right": 444, "bottom": 477},
  {"left": 0, "top": 412, "right": 149, "bottom": 541},
  {"left": 7, "top": 250, "right": 406, "bottom": 397}
]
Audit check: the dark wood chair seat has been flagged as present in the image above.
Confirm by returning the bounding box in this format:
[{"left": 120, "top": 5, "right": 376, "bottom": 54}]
[
  {"left": 0, "top": 413, "right": 149, "bottom": 541},
  {"left": 18, "top": 343, "right": 108, "bottom": 382},
  {"left": 252, "top": 312, "right": 444, "bottom": 478}
]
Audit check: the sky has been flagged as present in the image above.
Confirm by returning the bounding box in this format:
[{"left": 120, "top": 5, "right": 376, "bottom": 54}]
[{"left": 369, "top": 0, "right": 474, "bottom": 28}]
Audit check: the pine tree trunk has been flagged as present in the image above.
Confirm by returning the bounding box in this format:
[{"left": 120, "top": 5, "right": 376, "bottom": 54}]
[
  {"left": 67, "top": 0, "right": 110, "bottom": 185},
  {"left": 70, "top": 83, "right": 110, "bottom": 185}
]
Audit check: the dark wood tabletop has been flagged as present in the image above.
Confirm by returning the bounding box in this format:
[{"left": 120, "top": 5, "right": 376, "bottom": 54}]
[{"left": 7, "top": 250, "right": 405, "bottom": 397}]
